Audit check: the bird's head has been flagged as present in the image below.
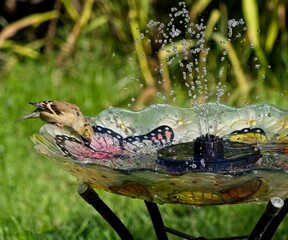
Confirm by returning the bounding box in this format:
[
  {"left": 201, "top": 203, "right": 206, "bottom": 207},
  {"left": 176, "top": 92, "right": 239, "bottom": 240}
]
[{"left": 80, "top": 123, "right": 94, "bottom": 143}]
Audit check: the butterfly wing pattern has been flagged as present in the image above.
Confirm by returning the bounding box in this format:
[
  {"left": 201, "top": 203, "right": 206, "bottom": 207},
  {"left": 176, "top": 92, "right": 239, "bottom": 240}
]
[
  {"left": 54, "top": 125, "right": 174, "bottom": 162},
  {"left": 55, "top": 126, "right": 125, "bottom": 161}
]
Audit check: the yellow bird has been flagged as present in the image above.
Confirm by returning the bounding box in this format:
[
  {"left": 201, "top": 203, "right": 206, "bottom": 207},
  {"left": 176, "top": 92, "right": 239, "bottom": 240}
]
[{"left": 18, "top": 101, "right": 94, "bottom": 142}]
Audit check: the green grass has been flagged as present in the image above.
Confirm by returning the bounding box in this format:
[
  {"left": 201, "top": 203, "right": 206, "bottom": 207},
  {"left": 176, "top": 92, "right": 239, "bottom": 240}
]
[{"left": 1, "top": 40, "right": 288, "bottom": 240}]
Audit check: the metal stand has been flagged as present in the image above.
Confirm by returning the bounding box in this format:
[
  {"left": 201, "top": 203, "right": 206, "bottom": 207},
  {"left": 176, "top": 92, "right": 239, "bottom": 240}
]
[
  {"left": 78, "top": 184, "right": 134, "bottom": 240},
  {"left": 78, "top": 183, "right": 288, "bottom": 240}
]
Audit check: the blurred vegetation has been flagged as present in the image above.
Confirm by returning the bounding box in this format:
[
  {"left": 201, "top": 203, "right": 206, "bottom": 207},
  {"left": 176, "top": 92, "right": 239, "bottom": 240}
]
[
  {"left": 0, "top": 0, "right": 287, "bottom": 107},
  {"left": 0, "top": 0, "right": 288, "bottom": 239}
]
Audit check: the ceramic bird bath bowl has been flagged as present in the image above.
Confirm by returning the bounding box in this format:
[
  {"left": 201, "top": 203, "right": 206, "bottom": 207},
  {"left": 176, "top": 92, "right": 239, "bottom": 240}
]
[{"left": 32, "top": 103, "right": 288, "bottom": 205}]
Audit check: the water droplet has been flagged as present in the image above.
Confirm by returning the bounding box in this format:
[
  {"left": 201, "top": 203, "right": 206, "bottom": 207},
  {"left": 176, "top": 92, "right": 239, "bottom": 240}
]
[
  {"left": 147, "top": 20, "right": 157, "bottom": 28},
  {"left": 200, "top": 159, "right": 205, "bottom": 167},
  {"left": 191, "top": 163, "right": 197, "bottom": 169}
]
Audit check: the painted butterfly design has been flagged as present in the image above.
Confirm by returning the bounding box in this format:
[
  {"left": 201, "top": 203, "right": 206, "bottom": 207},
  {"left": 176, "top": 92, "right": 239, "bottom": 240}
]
[
  {"left": 227, "top": 127, "right": 267, "bottom": 144},
  {"left": 55, "top": 125, "right": 174, "bottom": 161}
]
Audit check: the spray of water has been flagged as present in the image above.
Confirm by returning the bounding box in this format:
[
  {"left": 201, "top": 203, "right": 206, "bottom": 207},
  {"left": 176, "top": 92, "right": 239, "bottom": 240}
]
[{"left": 124, "top": 1, "right": 264, "bottom": 135}]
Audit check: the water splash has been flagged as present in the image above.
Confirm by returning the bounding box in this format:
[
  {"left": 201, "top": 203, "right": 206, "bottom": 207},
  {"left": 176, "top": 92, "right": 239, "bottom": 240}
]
[
  {"left": 143, "top": 2, "right": 222, "bottom": 104},
  {"left": 124, "top": 1, "right": 264, "bottom": 135}
]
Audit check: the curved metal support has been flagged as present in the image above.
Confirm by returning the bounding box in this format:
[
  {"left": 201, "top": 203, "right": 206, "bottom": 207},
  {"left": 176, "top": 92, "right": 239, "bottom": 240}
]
[
  {"left": 78, "top": 184, "right": 287, "bottom": 240},
  {"left": 78, "top": 183, "right": 134, "bottom": 240},
  {"left": 144, "top": 201, "right": 169, "bottom": 240}
]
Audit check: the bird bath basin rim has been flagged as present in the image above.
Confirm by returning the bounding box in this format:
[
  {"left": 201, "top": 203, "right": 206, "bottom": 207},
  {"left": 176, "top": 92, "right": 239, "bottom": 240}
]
[{"left": 31, "top": 102, "right": 288, "bottom": 205}]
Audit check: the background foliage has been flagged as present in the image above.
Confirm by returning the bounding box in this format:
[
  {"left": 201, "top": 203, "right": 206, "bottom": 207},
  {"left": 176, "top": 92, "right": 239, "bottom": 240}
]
[{"left": 0, "top": 0, "right": 287, "bottom": 239}]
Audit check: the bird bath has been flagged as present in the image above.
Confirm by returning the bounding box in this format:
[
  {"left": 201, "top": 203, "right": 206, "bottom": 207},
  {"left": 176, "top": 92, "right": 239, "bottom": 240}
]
[
  {"left": 32, "top": 103, "right": 288, "bottom": 206},
  {"left": 26, "top": 2, "right": 288, "bottom": 238}
]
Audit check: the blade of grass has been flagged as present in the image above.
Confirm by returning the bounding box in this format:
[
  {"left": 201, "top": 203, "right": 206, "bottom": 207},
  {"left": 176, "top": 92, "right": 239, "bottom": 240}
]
[
  {"left": 212, "top": 32, "right": 250, "bottom": 98},
  {"left": 99, "top": 1, "right": 129, "bottom": 43},
  {"left": 218, "top": 2, "right": 228, "bottom": 37},
  {"left": 0, "top": 11, "right": 59, "bottom": 47},
  {"left": 242, "top": 0, "right": 268, "bottom": 67},
  {"left": 1, "top": 40, "right": 40, "bottom": 58},
  {"left": 127, "top": 0, "right": 154, "bottom": 87},
  {"left": 61, "top": 0, "right": 80, "bottom": 20},
  {"left": 137, "top": 0, "right": 149, "bottom": 29},
  {"left": 44, "top": 0, "right": 62, "bottom": 54},
  {"left": 205, "top": 10, "right": 221, "bottom": 41},
  {"left": 265, "top": 1, "right": 280, "bottom": 54},
  {"left": 190, "top": 0, "right": 212, "bottom": 21},
  {"left": 57, "top": 0, "right": 95, "bottom": 65},
  {"left": 83, "top": 15, "right": 108, "bottom": 33}
]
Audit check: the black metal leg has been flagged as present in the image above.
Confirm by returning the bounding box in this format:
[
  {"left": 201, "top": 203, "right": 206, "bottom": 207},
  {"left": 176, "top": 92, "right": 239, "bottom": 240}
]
[
  {"left": 144, "top": 201, "right": 169, "bottom": 240},
  {"left": 261, "top": 198, "right": 288, "bottom": 239},
  {"left": 248, "top": 197, "right": 284, "bottom": 240},
  {"left": 78, "top": 183, "right": 134, "bottom": 240},
  {"left": 144, "top": 201, "right": 248, "bottom": 240},
  {"left": 78, "top": 184, "right": 287, "bottom": 240}
]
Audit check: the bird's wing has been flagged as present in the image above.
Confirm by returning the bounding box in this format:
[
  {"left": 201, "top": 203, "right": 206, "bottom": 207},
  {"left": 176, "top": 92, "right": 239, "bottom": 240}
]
[{"left": 52, "top": 101, "right": 82, "bottom": 116}]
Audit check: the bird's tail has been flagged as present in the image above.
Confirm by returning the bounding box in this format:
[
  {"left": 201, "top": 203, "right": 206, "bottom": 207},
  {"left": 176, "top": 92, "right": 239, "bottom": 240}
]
[{"left": 15, "top": 111, "right": 40, "bottom": 123}]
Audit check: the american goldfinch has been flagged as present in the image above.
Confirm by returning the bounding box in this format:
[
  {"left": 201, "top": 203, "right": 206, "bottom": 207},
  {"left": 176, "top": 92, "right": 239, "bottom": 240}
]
[{"left": 18, "top": 101, "right": 94, "bottom": 142}]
